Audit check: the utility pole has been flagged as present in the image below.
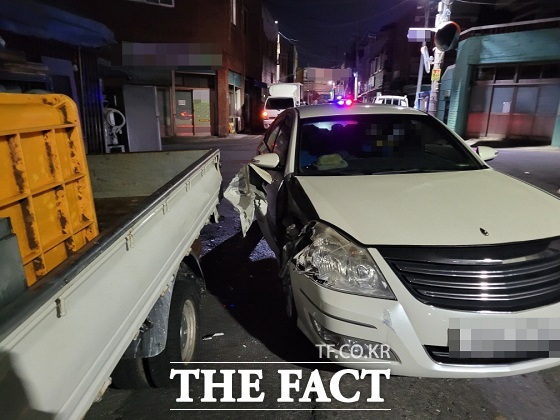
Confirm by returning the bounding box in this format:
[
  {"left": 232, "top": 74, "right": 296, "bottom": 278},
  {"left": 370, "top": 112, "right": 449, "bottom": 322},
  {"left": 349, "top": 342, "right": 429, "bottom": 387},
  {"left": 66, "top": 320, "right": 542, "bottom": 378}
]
[
  {"left": 428, "top": 0, "right": 453, "bottom": 117},
  {"left": 415, "top": 0, "right": 431, "bottom": 109},
  {"left": 275, "top": 21, "right": 280, "bottom": 83}
]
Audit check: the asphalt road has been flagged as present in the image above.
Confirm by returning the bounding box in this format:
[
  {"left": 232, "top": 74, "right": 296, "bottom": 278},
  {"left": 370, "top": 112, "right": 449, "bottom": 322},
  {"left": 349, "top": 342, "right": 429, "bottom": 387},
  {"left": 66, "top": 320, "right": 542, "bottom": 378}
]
[{"left": 85, "top": 137, "right": 560, "bottom": 420}]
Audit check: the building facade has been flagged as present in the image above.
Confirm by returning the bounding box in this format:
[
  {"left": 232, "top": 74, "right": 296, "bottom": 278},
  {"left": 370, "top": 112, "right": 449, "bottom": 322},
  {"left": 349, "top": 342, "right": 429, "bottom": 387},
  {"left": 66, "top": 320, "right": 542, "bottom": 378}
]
[
  {"left": 2, "top": 0, "right": 274, "bottom": 153},
  {"left": 350, "top": 3, "right": 421, "bottom": 105},
  {"left": 0, "top": 0, "right": 115, "bottom": 154},
  {"left": 445, "top": 18, "right": 560, "bottom": 146},
  {"left": 298, "top": 67, "right": 353, "bottom": 104},
  {"left": 345, "top": 0, "right": 560, "bottom": 146}
]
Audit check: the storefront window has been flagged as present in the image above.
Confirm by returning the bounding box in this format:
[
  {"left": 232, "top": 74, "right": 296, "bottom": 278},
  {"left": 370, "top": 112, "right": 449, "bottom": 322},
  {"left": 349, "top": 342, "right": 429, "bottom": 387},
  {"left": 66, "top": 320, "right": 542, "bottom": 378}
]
[
  {"left": 495, "top": 66, "right": 516, "bottom": 81},
  {"left": 536, "top": 85, "right": 560, "bottom": 114},
  {"left": 490, "top": 87, "right": 514, "bottom": 113},
  {"left": 475, "top": 67, "right": 494, "bottom": 81},
  {"left": 542, "top": 63, "right": 560, "bottom": 79},
  {"left": 518, "top": 65, "right": 541, "bottom": 80},
  {"left": 514, "top": 87, "right": 538, "bottom": 113}
]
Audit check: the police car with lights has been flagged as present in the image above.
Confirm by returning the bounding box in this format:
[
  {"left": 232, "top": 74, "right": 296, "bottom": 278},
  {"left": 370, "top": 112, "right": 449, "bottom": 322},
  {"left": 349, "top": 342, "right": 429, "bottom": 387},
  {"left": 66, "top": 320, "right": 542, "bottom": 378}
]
[
  {"left": 250, "top": 100, "right": 560, "bottom": 378},
  {"left": 373, "top": 95, "right": 409, "bottom": 107}
]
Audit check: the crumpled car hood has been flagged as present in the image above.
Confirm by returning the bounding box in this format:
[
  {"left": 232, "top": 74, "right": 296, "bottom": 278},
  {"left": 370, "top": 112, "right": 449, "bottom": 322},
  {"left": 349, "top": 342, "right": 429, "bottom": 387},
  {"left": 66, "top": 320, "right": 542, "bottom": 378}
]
[{"left": 296, "top": 169, "right": 560, "bottom": 246}]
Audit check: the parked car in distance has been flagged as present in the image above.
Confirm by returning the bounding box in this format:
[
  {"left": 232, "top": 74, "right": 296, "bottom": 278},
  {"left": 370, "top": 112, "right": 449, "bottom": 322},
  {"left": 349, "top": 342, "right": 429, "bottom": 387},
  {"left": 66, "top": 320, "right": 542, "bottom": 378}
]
[
  {"left": 373, "top": 95, "right": 409, "bottom": 106},
  {"left": 250, "top": 102, "right": 560, "bottom": 378}
]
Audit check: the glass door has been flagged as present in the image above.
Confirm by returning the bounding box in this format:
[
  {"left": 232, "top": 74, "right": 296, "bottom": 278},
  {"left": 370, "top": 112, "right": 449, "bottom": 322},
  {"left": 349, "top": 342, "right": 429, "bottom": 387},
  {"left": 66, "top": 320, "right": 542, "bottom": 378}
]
[{"left": 175, "top": 90, "right": 194, "bottom": 135}]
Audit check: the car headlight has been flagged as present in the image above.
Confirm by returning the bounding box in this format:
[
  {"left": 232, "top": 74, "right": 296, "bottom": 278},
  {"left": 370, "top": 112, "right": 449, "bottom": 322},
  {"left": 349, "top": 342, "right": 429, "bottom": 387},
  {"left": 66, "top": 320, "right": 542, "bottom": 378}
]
[{"left": 294, "top": 222, "right": 395, "bottom": 299}]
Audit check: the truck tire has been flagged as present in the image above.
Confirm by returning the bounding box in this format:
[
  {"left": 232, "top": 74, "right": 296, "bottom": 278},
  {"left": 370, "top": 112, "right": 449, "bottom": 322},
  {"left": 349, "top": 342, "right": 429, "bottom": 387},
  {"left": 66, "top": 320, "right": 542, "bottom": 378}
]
[
  {"left": 145, "top": 264, "right": 202, "bottom": 387},
  {"left": 110, "top": 357, "right": 150, "bottom": 389}
]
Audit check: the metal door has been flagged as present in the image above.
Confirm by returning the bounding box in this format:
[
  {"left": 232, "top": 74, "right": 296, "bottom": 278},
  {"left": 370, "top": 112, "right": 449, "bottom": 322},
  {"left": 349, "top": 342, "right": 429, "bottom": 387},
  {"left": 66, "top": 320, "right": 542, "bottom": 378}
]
[{"left": 122, "top": 85, "right": 162, "bottom": 152}]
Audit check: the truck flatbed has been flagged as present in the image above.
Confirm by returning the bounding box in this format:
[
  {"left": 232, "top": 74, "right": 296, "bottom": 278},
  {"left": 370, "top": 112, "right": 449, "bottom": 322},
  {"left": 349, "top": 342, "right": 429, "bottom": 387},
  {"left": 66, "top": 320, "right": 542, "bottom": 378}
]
[{"left": 0, "top": 148, "right": 221, "bottom": 419}]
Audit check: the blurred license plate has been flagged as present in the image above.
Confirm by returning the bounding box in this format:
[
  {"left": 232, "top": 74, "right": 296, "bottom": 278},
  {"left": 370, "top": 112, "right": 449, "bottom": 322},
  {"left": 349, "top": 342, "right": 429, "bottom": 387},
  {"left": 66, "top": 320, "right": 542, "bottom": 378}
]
[{"left": 448, "top": 318, "right": 560, "bottom": 358}]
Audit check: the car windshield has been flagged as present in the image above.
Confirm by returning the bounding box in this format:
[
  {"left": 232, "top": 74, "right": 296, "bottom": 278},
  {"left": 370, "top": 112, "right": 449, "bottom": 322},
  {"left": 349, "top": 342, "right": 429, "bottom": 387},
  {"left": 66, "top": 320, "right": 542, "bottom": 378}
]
[
  {"left": 297, "top": 114, "right": 485, "bottom": 175},
  {"left": 265, "top": 98, "right": 295, "bottom": 110}
]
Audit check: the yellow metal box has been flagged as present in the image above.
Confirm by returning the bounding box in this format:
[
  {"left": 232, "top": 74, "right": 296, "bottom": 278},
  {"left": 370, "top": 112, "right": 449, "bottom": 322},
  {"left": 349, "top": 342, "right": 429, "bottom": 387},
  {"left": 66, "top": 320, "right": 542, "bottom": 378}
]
[{"left": 0, "top": 93, "right": 98, "bottom": 285}]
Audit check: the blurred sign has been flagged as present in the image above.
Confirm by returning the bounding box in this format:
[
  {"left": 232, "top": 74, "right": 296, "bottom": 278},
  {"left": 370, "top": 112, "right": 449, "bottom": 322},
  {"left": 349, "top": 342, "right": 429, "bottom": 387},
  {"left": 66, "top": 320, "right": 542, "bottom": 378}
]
[
  {"left": 431, "top": 68, "right": 441, "bottom": 82},
  {"left": 407, "top": 28, "right": 433, "bottom": 43}
]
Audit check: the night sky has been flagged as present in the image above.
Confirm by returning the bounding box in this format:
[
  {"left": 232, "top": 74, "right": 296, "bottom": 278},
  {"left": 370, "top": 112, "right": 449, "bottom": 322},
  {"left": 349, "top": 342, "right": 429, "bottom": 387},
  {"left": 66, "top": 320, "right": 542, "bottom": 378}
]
[{"left": 263, "top": 0, "right": 416, "bottom": 68}]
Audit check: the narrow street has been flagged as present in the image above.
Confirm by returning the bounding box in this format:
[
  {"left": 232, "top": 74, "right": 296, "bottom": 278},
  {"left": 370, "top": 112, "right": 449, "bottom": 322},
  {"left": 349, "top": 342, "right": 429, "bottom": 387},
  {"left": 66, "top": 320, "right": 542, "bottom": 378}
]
[
  {"left": 2, "top": 3, "right": 560, "bottom": 419},
  {"left": 85, "top": 136, "right": 560, "bottom": 420}
]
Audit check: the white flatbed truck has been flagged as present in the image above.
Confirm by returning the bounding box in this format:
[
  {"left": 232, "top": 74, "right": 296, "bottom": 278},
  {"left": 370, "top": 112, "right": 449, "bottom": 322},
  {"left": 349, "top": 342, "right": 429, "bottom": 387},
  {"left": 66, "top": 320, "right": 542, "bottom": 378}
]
[{"left": 0, "top": 94, "right": 222, "bottom": 419}]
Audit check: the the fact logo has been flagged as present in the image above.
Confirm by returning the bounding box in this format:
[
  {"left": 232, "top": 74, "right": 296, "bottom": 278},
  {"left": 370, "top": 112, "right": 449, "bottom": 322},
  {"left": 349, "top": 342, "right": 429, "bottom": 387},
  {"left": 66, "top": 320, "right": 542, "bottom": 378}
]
[{"left": 171, "top": 368, "right": 390, "bottom": 404}]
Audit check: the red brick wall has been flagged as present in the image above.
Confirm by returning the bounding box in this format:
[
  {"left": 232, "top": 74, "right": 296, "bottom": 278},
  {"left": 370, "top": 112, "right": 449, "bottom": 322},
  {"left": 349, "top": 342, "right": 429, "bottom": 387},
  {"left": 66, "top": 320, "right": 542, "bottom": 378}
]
[{"left": 42, "top": 0, "right": 266, "bottom": 137}]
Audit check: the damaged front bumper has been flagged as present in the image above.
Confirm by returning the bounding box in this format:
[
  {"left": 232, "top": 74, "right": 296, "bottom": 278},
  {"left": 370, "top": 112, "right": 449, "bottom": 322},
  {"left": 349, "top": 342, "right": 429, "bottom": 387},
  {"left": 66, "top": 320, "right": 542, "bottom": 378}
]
[
  {"left": 224, "top": 163, "right": 270, "bottom": 237},
  {"left": 290, "top": 247, "right": 560, "bottom": 378},
  {"left": 225, "top": 167, "right": 560, "bottom": 378}
]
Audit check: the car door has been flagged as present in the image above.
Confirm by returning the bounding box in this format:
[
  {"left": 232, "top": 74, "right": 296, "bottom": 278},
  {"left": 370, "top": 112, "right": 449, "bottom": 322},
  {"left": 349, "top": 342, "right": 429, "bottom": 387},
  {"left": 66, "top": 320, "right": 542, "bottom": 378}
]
[{"left": 254, "top": 112, "right": 294, "bottom": 257}]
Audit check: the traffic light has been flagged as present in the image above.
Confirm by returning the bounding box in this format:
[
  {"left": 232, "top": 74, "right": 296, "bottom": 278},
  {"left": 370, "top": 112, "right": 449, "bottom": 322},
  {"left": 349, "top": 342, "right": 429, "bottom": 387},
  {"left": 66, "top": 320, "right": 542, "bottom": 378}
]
[{"left": 434, "top": 21, "right": 460, "bottom": 51}]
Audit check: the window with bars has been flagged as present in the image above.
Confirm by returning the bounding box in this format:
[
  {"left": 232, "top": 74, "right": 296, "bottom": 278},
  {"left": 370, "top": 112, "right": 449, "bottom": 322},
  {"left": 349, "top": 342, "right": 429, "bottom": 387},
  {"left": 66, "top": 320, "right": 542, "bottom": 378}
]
[{"left": 475, "top": 63, "right": 560, "bottom": 84}]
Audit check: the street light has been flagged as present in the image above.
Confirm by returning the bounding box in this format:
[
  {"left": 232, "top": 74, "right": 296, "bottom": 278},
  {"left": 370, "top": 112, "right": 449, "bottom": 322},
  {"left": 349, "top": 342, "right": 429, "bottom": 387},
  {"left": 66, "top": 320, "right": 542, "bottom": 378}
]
[
  {"left": 275, "top": 21, "right": 280, "bottom": 83},
  {"left": 328, "top": 80, "right": 335, "bottom": 100},
  {"left": 408, "top": 0, "right": 457, "bottom": 113}
]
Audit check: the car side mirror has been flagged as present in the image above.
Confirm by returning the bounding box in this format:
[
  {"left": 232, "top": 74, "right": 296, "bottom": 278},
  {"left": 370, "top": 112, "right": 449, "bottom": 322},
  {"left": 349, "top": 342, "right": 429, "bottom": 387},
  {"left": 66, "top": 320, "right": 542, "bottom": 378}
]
[
  {"left": 474, "top": 145, "right": 498, "bottom": 162},
  {"left": 251, "top": 153, "right": 280, "bottom": 169}
]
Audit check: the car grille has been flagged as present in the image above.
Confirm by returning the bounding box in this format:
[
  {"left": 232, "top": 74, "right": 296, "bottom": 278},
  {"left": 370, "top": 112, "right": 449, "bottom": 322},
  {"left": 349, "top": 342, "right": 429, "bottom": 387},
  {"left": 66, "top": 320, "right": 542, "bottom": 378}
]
[
  {"left": 424, "top": 346, "right": 540, "bottom": 365},
  {"left": 379, "top": 237, "right": 560, "bottom": 311}
]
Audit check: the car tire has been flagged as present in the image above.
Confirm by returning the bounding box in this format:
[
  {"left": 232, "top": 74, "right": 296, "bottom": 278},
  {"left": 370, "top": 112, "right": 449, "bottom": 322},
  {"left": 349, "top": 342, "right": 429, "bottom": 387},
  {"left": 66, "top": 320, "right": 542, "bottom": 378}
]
[{"left": 145, "top": 264, "right": 202, "bottom": 388}]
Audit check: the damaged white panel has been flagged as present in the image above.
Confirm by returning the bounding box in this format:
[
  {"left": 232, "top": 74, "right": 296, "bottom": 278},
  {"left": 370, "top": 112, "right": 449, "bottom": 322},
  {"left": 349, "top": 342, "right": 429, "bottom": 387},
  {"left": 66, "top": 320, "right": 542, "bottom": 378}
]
[
  {"left": 383, "top": 309, "right": 394, "bottom": 331},
  {"left": 224, "top": 164, "right": 269, "bottom": 237}
]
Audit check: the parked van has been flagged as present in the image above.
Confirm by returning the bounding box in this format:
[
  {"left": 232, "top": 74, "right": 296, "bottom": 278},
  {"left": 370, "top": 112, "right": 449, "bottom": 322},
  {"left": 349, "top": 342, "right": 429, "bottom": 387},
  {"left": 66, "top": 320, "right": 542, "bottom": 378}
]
[{"left": 374, "top": 95, "right": 409, "bottom": 107}]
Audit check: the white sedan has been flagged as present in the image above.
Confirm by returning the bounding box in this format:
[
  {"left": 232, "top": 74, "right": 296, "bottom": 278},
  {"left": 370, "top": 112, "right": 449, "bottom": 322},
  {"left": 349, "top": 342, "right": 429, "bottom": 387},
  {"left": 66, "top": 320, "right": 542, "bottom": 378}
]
[{"left": 249, "top": 102, "right": 560, "bottom": 378}]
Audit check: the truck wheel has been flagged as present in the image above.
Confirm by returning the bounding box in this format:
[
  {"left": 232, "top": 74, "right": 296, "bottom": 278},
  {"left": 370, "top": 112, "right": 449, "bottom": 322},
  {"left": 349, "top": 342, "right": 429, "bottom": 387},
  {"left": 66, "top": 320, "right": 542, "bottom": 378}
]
[
  {"left": 145, "top": 264, "right": 202, "bottom": 387},
  {"left": 110, "top": 357, "right": 150, "bottom": 389}
]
